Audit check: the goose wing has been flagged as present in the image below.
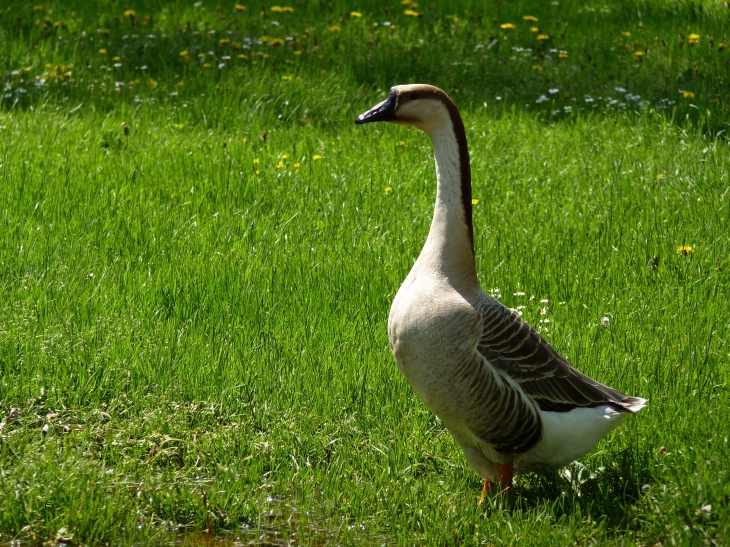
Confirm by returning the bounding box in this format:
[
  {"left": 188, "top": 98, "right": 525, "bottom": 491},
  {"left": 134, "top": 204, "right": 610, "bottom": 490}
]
[{"left": 477, "top": 297, "right": 641, "bottom": 413}]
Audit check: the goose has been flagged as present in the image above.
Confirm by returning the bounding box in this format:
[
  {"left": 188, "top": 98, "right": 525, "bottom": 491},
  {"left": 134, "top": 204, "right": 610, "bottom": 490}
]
[{"left": 355, "top": 84, "right": 646, "bottom": 501}]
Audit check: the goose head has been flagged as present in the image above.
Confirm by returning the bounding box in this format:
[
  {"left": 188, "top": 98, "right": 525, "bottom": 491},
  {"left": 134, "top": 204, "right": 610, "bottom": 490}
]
[{"left": 355, "top": 84, "right": 457, "bottom": 134}]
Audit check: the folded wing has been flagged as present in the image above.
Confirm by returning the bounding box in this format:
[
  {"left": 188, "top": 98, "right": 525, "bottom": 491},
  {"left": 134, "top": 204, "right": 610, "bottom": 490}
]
[{"left": 477, "top": 297, "right": 645, "bottom": 414}]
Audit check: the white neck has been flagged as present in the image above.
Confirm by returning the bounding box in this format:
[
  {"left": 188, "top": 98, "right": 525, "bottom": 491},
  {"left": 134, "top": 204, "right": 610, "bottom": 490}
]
[{"left": 415, "top": 123, "right": 478, "bottom": 288}]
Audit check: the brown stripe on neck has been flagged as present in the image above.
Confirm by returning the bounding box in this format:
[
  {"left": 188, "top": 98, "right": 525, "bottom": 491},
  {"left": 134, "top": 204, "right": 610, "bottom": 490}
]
[
  {"left": 441, "top": 97, "right": 474, "bottom": 253},
  {"left": 401, "top": 85, "right": 475, "bottom": 255}
]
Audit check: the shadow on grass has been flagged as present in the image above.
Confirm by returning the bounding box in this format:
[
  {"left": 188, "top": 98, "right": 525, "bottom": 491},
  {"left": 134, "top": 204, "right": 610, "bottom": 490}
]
[
  {"left": 513, "top": 447, "right": 653, "bottom": 530},
  {"left": 1, "top": 0, "right": 729, "bottom": 134}
]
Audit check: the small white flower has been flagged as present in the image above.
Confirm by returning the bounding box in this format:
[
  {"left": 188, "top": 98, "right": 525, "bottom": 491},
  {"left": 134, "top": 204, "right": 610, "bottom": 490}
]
[
  {"left": 540, "top": 299, "right": 549, "bottom": 303},
  {"left": 600, "top": 316, "right": 610, "bottom": 328},
  {"left": 513, "top": 291, "right": 526, "bottom": 296}
]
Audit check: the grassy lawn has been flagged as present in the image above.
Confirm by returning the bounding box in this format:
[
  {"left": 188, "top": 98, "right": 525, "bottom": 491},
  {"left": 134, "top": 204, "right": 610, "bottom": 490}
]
[{"left": 1, "top": 0, "right": 729, "bottom": 545}]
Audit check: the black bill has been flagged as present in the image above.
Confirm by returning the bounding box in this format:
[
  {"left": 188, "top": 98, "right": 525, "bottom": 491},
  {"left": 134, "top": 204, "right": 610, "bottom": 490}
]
[{"left": 355, "top": 87, "right": 397, "bottom": 124}]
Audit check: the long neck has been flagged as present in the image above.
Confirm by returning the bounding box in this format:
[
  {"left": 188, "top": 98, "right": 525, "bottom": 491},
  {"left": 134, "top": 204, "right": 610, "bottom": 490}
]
[{"left": 416, "top": 115, "right": 477, "bottom": 287}]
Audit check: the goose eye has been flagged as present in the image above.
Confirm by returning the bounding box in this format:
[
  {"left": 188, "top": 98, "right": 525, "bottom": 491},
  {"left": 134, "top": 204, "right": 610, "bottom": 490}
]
[{"left": 409, "top": 93, "right": 419, "bottom": 100}]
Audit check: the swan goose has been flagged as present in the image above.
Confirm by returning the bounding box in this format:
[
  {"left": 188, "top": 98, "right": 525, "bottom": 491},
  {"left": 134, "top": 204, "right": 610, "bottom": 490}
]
[{"left": 355, "top": 84, "right": 646, "bottom": 500}]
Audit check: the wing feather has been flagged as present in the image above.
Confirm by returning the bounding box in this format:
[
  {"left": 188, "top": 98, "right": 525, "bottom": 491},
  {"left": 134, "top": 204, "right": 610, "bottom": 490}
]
[{"left": 477, "top": 296, "right": 637, "bottom": 413}]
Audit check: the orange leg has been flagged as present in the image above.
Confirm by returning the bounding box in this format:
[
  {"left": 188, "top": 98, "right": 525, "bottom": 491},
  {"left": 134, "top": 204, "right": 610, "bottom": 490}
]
[
  {"left": 478, "top": 478, "right": 494, "bottom": 505},
  {"left": 496, "top": 462, "right": 514, "bottom": 494}
]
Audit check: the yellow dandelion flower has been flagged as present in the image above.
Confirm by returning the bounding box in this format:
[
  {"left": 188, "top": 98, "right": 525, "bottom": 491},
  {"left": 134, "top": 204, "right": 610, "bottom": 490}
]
[
  {"left": 532, "top": 64, "right": 543, "bottom": 71},
  {"left": 718, "top": 43, "right": 726, "bottom": 51},
  {"left": 281, "top": 75, "right": 293, "bottom": 81},
  {"left": 270, "top": 38, "right": 285, "bottom": 46},
  {"left": 45, "top": 63, "right": 52, "bottom": 69},
  {"left": 293, "top": 50, "right": 302, "bottom": 55},
  {"left": 471, "top": 198, "right": 480, "bottom": 205},
  {"left": 219, "top": 38, "right": 230, "bottom": 46},
  {"left": 622, "top": 31, "right": 631, "bottom": 37},
  {"left": 676, "top": 245, "right": 694, "bottom": 255},
  {"left": 634, "top": 50, "right": 644, "bottom": 57},
  {"left": 313, "top": 154, "right": 322, "bottom": 160},
  {"left": 281, "top": 154, "right": 289, "bottom": 159},
  {"left": 688, "top": 33, "right": 700, "bottom": 45},
  {"left": 203, "top": 63, "right": 211, "bottom": 68},
  {"left": 294, "top": 162, "right": 301, "bottom": 168},
  {"left": 683, "top": 91, "right": 695, "bottom": 99},
  {"left": 404, "top": 9, "right": 419, "bottom": 16},
  {"left": 253, "top": 158, "right": 260, "bottom": 164},
  {"left": 350, "top": 11, "right": 362, "bottom": 17},
  {"left": 271, "top": 6, "right": 283, "bottom": 12},
  {"left": 282, "top": 7, "right": 294, "bottom": 13},
  {"left": 124, "top": 10, "right": 136, "bottom": 18},
  {"left": 113, "top": 56, "right": 121, "bottom": 61},
  {"left": 329, "top": 25, "right": 341, "bottom": 32},
  {"left": 523, "top": 15, "right": 538, "bottom": 22},
  {"left": 238, "top": 54, "right": 248, "bottom": 59},
  {"left": 179, "top": 50, "right": 188, "bottom": 56},
  {"left": 558, "top": 52, "right": 568, "bottom": 59},
  {"left": 500, "top": 23, "right": 516, "bottom": 30},
  {"left": 255, "top": 169, "right": 261, "bottom": 175},
  {"left": 235, "top": 4, "right": 246, "bottom": 12},
  {"left": 399, "top": 141, "right": 407, "bottom": 147},
  {"left": 530, "top": 27, "right": 539, "bottom": 33},
  {"left": 99, "top": 48, "right": 108, "bottom": 54},
  {"left": 259, "top": 35, "right": 271, "bottom": 43},
  {"left": 536, "top": 34, "right": 550, "bottom": 41},
  {"left": 276, "top": 161, "right": 285, "bottom": 169},
  {"left": 198, "top": 53, "right": 205, "bottom": 58},
  {"left": 385, "top": 186, "right": 393, "bottom": 194},
  {"left": 656, "top": 174, "right": 664, "bottom": 179}
]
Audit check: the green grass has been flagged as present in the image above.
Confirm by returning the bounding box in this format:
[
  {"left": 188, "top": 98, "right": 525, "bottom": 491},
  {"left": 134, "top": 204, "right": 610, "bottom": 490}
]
[{"left": 1, "top": 1, "right": 729, "bottom": 545}]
